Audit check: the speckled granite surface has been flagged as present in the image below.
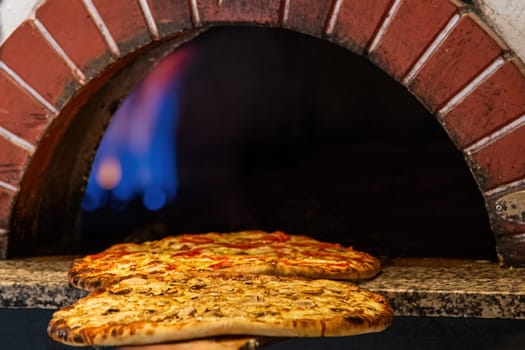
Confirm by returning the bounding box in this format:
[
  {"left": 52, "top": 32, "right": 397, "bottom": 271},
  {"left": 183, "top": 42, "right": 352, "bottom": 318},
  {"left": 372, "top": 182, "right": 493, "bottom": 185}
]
[
  {"left": 358, "top": 259, "right": 525, "bottom": 319},
  {"left": 0, "top": 257, "right": 86, "bottom": 309},
  {"left": 1, "top": 257, "right": 524, "bottom": 319}
]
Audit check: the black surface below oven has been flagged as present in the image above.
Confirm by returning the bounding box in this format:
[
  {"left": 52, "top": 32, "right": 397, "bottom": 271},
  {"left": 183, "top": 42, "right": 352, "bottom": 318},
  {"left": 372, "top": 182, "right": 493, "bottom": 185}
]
[{"left": 2, "top": 309, "right": 524, "bottom": 350}]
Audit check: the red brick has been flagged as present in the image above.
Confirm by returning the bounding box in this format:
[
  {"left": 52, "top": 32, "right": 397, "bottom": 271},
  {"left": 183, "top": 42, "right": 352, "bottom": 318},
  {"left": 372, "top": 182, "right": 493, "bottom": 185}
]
[
  {"left": 496, "top": 233, "right": 525, "bottom": 265},
  {"left": 285, "top": 0, "right": 332, "bottom": 37},
  {"left": 0, "top": 187, "right": 16, "bottom": 226},
  {"left": 198, "top": 0, "right": 280, "bottom": 25},
  {"left": 409, "top": 15, "right": 502, "bottom": 111},
  {"left": 0, "top": 138, "right": 29, "bottom": 186},
  {"left": 491, "top": 216, "right": 525, "bottom": 236},
  {"left": 146, "top": 0, "right": 192, "bottom": 37},
  {"left": 36, "top": 0, "right": 109, "bottom": 78},
  {"left": 0, "top": 230, "right": 7, "bottom": 258},
  {"left": 0, "top": 71, "right": 50, "bottom": 144},
  {"left": 329, "top": 0, "right": 391, "bottom": 53},
  {"left": 0, "top": 21, "right": 77, "bottom": 109},
  {"left": 470, "top": 124, "right": 525, "bottom": 190},
  {"left": 371, "top": 0, "right": 458, "bottom": 79},
  {"left": 443, "top": 60, "right": 525, "bottom": 148},
  {"left": 93, "top": 0, "right": 151, "bottom": 55}
]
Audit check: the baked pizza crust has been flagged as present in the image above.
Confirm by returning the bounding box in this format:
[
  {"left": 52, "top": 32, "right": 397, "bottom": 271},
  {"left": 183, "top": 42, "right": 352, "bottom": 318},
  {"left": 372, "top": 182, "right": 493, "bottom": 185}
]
[
  {"left": 49, "top": 274, "right": 393, "bottom": 347},
  {"left": 69, "top": 231, "right": 381, "bottom": 291},
  {"left": 118, "top": 336, "right": 280, "bottom": 350}
]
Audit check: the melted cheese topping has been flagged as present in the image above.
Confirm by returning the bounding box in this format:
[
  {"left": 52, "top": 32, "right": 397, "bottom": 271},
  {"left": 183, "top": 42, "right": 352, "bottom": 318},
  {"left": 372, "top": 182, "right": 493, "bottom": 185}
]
[
  {"left": 49, "top": 274, "right": 393, "bottom": 346},
  {"left": 71, "top": 231, "right": 380, "bottom": 290}
]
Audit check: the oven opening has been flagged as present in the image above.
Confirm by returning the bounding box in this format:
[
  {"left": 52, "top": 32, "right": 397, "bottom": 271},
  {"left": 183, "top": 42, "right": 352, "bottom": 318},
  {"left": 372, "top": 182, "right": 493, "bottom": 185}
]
[
  {"left": 9, "top": 26, "right": 495, "bottom": 259},
  {"left": 75, "top": 27, "right": 495, "bottom": 260}
]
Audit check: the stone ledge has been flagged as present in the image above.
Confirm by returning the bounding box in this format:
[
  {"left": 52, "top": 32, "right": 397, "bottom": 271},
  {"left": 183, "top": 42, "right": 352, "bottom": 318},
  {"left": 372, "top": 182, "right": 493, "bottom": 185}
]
[
  {"left": 358, "top": 258, "right": 525, "bottom": 319},
  {"left": 1, "top": 257, "right": 524, "bottom": 319}
]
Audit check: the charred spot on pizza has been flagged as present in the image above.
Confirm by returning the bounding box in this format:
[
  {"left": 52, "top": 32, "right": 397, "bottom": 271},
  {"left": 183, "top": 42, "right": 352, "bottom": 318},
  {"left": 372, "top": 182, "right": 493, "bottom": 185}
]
[
  {"left": 50, "top": 318, "right": 66, "bottom": 328},
  {"left": 109, "top": 286, "right": 132, "bottom": 295},
  {"left": 204, "top": 306, "right": 225, "bottom": 317},
  {"left": 89, "top": 279, "right": 102, "bottom": 289},
  {"left": 72, "top": 333, "right": 84, "bottom": 344},
  {"left": 49, "top": 322, "right": 68, "bottom": 341},
  {"left": 250, "top": 311, "right": 267, "bottom": 318},
  {"left": 102, "top": 308, "right": 121, "bottom": 315},
  {"left": 111, "top": 327, "right": 119, "bottom": 337},
  {"left": 344, "top": 316, "right": 365, "bottom": 325},
  {"left": 190, "top": 283, "right": 207, "bottom": 291}
]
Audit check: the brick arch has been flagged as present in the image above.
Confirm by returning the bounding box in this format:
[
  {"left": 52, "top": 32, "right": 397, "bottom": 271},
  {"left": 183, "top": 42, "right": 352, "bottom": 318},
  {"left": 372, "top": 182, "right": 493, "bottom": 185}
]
[{"left": 1, "top": 0, "right": 525, "bottom": 263}]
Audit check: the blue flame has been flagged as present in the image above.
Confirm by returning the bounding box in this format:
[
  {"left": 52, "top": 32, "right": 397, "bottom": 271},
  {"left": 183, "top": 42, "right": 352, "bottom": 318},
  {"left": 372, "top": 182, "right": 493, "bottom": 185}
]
[{"left": 82, "top": 52, "right": 189, "bottom": 212}]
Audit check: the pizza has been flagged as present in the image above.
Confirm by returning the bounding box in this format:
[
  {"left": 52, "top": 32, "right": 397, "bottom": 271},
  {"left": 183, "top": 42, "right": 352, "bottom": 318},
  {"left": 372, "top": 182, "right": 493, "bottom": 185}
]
[
  {"left": 69, "top": 230, "right": 381, "bottom": 291},
  {"left": 50, "top": 231, "right": 392, "bottom": 347},
  {"left": 48, "top": 273, "right": 393, "bottom": 347}
]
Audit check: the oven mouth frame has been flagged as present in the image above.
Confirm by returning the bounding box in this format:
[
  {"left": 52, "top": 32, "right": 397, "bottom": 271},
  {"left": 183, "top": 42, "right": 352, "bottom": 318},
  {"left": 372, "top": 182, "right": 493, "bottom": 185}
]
[
  {"left": 0, "top": 0, "right": 525, "bottom": 265},
  {"left": 7, "top": 25, "right": 494, "bottom": 262}
]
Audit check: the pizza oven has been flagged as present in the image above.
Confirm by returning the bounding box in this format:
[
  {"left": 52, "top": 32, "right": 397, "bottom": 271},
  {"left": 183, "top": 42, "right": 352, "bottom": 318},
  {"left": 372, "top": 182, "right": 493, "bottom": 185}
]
[
  {"left": 9, "top": 24, "right": 501, "bottom": 261},
  {"left": 2, "top": 0, "right": 525, "bottom": 265},
  {"left": 1, "top": 0, "right": 525, "bottom": 349}
]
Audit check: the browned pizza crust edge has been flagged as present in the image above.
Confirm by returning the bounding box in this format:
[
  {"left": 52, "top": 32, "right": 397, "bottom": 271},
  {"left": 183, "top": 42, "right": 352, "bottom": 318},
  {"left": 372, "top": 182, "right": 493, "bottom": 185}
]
[
  {"left": 48, "top": 305, "right": 393, "bottom": 347},
  {"left": 68, "top": 259, "right": 381, "bottom": 292},
  {"left": 68, "top": 243, "right": 381, "bottom": 292},
  {"left": 51, "top": 273, "right": 393, "bottom": 347}
]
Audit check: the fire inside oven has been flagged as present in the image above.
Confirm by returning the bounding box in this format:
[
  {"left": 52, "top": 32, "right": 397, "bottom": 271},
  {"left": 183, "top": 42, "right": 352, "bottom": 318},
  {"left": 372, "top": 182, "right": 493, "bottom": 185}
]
[{"left": 63, "top": 26, "right": 493, "bottom": 260}]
